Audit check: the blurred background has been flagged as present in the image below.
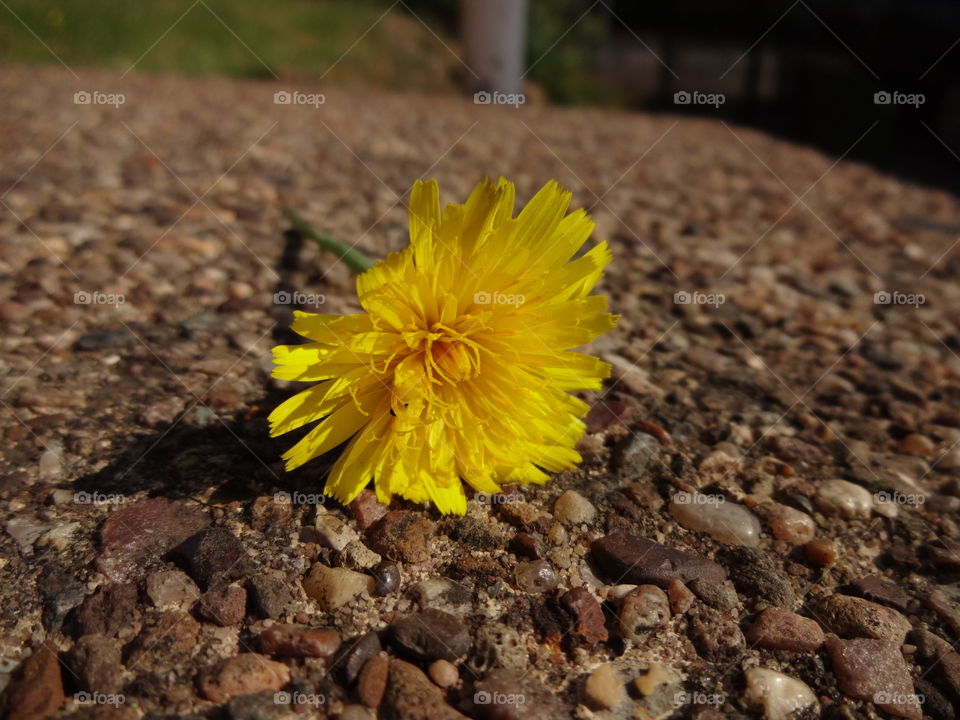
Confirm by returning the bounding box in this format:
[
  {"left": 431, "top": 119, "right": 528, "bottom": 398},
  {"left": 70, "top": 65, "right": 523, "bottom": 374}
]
[{"left": 1, "top": 0, "right": 958, "bottom": 192}]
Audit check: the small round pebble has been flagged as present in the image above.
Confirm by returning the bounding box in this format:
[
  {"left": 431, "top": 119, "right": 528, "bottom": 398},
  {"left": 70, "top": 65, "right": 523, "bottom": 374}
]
[
  {"left": 514, "top": 560, "right": 558, "bottom": 593},
  {"left": 371, "top": 561, "right": 401, "bottom": 596},
  {"left": 669, "top": 493, "right": 761, "bottom": 546},
  {"left": 554, "top": 490, "right": 596, "bottom": 525},
  {"left": 805, "top": 538, "right": 838, "bottom": 566},
  {"left": 428, "top": 659, "right": 459, "bottom": 688},
  {"left": 745, "top": 667, "right": 817, "bottom": 720},
  {"left": 584, "top": 663, "right": 622, "bottom": 710},
  {"left": 618, "top": 584, "right": 670, "bottom": 640},
  {"left": 767, "top": 504, "right": 816, "bottom": 545},
  {"left": 815, "top": 480, "right": 872, "bottom": 519}
]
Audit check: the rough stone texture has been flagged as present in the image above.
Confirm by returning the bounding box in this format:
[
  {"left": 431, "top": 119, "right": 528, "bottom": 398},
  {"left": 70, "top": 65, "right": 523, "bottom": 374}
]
[
  {"left": 3, "top": 641, "right": 64, "bottom": 720},
  {"left": 247, "top": 570, "right": 297, "bottom": 619},
  {"left": 197, "top": 583, "right": 247, "bottom": 626},
  {"left": 67, "top": 634, "right": 125, "bottom": 694},
  {"left": 76, "top": 582, "right": 140, "bottom": 639},
  {"left": 721, "top": 547, "right": 796, "bottom": 609},
  {"left": 381, "top": 659, "right": 470, "bottom": 720},
  {"left": 618, "top": 584, "right": 670, "bottom": 640},
  {"left": 746, "top": 608, "right": 825, "bottom": 652},
  {"left": 825, "top": 637, "right": 921, "bottom": 719},
  {"left": 366, "top": 511, "right": 435, "bottom": 563},
  {"left": 472, "top": 668, "right": 566, "bottom": 719},
  {"left": 172, "top": 527, "right": 253, "bottom": 591},
  {"left": 97, "top": 498, "right": 209, "bottom": 581},
  {"left": 199, "top": 653, "right": 291, "bottom": 704},
  {"left": 560, "top": 587, "right": 609, "bottom": 645},
  {"left": 812, "top": 594, "right": 912, "bottom": 643},
  {"left": 689, "top": 608, "right": 746, "bottom": 662}
]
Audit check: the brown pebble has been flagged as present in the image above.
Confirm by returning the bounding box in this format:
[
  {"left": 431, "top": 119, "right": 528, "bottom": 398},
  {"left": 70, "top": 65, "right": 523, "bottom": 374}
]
[
  {"left": 4, "top": 640, "right": 64, "bottom": 720},
  {"left": 746, "top": 607, "right": 825, "bottom": 652},
  {"left": 667, "top": 579, "right": 695, "bottom": 615},
  {"left": 366, "top": 511, "right": 435, "bottom": 563},
  {"left": 199, "top": 653, "right": 290, "bottom": 703},
  {"left": 357, "top": 655, "right": 388, "bottom": 708},
  {"left": 805, "top": 538, "right": 838, "bottom": 566},
  {"left": 259, "top": 624, "right": 341, "bottom": 658},
  {"left": 428, "top": 659, "right": 459, "bottom": 688}
]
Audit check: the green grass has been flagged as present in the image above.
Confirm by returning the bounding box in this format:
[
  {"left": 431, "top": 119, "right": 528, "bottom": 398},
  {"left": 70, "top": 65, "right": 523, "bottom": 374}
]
[{"left": 0, "top": 0, "right": 458, "bottom": 89}]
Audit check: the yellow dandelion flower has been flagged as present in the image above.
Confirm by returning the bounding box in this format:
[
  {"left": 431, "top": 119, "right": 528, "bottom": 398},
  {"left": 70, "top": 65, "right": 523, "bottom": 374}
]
[{"left": 269, "top": 177, "right": 618, "bottom": 515}]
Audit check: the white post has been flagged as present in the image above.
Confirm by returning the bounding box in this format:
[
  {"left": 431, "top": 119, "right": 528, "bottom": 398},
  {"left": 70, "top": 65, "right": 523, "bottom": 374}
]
[{"left": 462, "top": 0, "right": 528, "bottom": 95}]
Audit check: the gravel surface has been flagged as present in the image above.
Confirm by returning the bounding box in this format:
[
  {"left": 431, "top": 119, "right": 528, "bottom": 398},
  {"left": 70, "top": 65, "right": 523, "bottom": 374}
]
[{"left": 2, "top": 65, "right": 960, "bottom": 719}]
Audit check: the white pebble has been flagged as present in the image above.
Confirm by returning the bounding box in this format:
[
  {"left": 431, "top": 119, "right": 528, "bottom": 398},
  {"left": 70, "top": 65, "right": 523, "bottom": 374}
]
[
  {"left": 815, "top": 480, "right": 872, "bottom": 519},
  {"left": 669, "top": 493, "right": 761, "bottom": 546},
  {"left": 553, "top": 490, "right": 596, "bottom": 525},
  {"left": 745, "top": 667, "right": 817, "bottom": 720}
]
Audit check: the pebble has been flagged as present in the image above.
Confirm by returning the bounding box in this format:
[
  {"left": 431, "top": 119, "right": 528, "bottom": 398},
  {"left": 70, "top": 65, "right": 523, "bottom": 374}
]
[
  {"left": 469, "top": 623, "right": 528, "bottom": 674},
  {"left": 854, "top": 574, "right": 910, "bottom": 611},
  {"left": 514, "top": 559, "right": 558, "bottom": 593},
  {"left": 259, "top": 624, "right": 341, "bottom": 658},
  {"left": 389, "top": 609, "right": 470, "bottom": 661},
  {"left": 247, "top": 570, "right": 297, "bottom": 619},
  {"left": 613, "top": 432, "right": 660, "bottom": 478},
  {"left": 825, "top": 637, "right": 921, "bottom": 719},
  {"left": 336, "top": 631, "right": 382, "bottom": 684},
  {"left": 744, "top": 667, "right": 817, "bottom": 720},
  {"left": 371, "top": 560, "right": 402, "bottom": 596},
  {"left": 804, "top": 538, "right": 838, "bottom": 566},
  {"left": 667, "top": 579, "right": 695, "bottom": 614},
  {"left": 74, "top": 329, "right": 133, "bottom": 351},
  {"left": 76, "top": 582, "right": 140, "bottom": 640},
  {"left": 689, "top": 607, "right": 746, "bottom": 662},
  {"left": 633, "top": 662, "right": 676, "bottom": 696},
  {"left": 3, "top": 641, "right": 64, "bottom": 720},
  {"left": 303, "top": 563, "right": 374, "bottom": 610},
  {"left": 197, "top": 584, "right": 247, "bottom": 626},
  {"left": 357, "top": 655, "right": 388, "bottom": 708},
  {"left": 669, "top": 494, "right": 761, "bottom": 546},
  {"left": 350, "top": 490, "right": 389, "bottom": 530},
  {"left": 619, "top": 585, "right": 670, "bottom": 640},
  {"left": 591, "top": 533, "right": 727, "bottom": 587},
  {"left": 585, "top": 400, "right": 635, "bottom": 433},
  {"left": 366, "top": 510, "right": 435, "bottom": 563},
  {"left": 765, "top": 504, "right": 816, "bottom": 544},
  {"left": 314, "top": 513, "right": 360, "bottom": 552},
  {"left": 812, "top": 594, "right": 912, "bottom": 643},
  {"left": 145, "top": 569, "right": 200, "bottom": 611},
  {"left": 339, "top": 540, "right": 382, "bottom": 570},
  {"left": 814, "top": 479, "right": 873, "bottom": 519},
  {"left": 382, "top": 659, "right": 470, "bottom": 720},
  {"left": 38, "top": 449, "right": 63, "bottom": 481},
  {"left": 5, "top": 518, "right": 51, "bottom": 554},
  {"left": 584, "top": 664, "right": 623, "bottom": 710},
  {"left": 138, "top": 397, "right": 184, "bottom": 427},
  {"left": 172, "top": 527, "right": 253, "bottom": 591},
  {"left": 96, "top": 497, "right": 208, "bottom": 582},
  {"left": 561, "top": 587, "right": 608, "bottom": 644},
  {"left": 126, "top": 611, "right": 200, "bottom": 667},
  {"left": 689, "top": 578, "right": 739, "bottom": 612},
  {"left": 553, "top": 490, "right": 596, "bottom": 525},
  {"left": 428, "top": 659, "right": 459, "bottom": 688},
  {"left": 471, "top": 669, "right": 564, "bottom": 719},
  {"left": 721, "top": 547, "right": 796, "bottom": 608},
  {"left": 746, "top": 608, "right": 825, "bottom": 652},
  {"left": 899, "top": 433, "right": 935, "bottom": 456},
  {"left": 67, "top": 634, "right": 124, "bottom": 694},
  {"left": 199, "top": 653, "right": 290, "bottom": 704}
]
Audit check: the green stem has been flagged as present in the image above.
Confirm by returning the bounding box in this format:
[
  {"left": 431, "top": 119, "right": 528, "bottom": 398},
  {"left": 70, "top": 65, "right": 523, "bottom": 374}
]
[{"left": 283, "top": 207, "right": 375, "bottom": 274}]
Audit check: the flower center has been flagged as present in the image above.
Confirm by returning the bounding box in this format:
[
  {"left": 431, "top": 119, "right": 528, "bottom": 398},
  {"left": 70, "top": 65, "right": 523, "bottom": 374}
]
[{"left": 430, "top": 340, "right": 475, "bottom": 383}]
